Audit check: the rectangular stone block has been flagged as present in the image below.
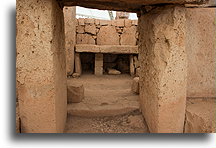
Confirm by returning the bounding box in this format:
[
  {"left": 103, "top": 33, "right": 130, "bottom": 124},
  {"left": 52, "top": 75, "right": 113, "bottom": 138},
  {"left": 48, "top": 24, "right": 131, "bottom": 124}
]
[
  {"left": 116, "top": 19, "right": 124, "bottom": 27},
  {"left": 85, "top": 18, "right": 95, "bottom": 24},
  {"left": 85, "top": 24, "right": 96, "bottom": 35},
  {"left": 78, "top": 18, "right": 85, "bottom": 25},
  {"left": 124, "top": 19, "right": 132, "bottom": 27},
  {"left": 131, "top": 77, "right": 139, "bottom": 94},
  {"left": 95, "top": 53, "right": 103, "bottom": 75},
  {"left": 100, "top": 19, "right": 111, "bottom": 26},
  {"left": 186, "top": 8, "right": 216, "bottom": 98},
  {"left": 67, "top": 84, "right": 84, "bottom": 103},
  {"left": 75, "top": 52, "right": 82, "bottom": 75},
  {"left": 76, "top": 34, "right": 95, "bottom": 44},
  {"left": 139, "top": 5, "right": 187, "bottom": 133},
  {"left": 130, "top": 55, "right": 135, "bottom": 76}
]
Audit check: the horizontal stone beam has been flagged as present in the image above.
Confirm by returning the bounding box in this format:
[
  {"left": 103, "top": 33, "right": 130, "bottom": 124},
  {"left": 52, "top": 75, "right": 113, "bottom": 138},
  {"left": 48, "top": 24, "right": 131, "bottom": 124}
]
[
  {"left": 59, "top": 0, "right": 209, "bottom": 12},
  {"left": 75, "top": 44, "right": 138, "bottom": 54}
]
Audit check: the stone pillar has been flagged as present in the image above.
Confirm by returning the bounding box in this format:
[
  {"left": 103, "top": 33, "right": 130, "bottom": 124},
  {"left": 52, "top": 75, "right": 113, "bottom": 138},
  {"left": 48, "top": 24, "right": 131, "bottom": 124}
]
[
  {"left": 16, "top": 0, "right": 67, "bottom": 133},
  {"left": 95, "top": 53, "right": 103, "bottom": 75},
  {"left": 129, "top": 55, "right": 135, "bottom": 76},
  {"left": 138, "top": 5, "right": 187, "bottom": 133},
  {"left": 64, "top": 7, "right": 76, "bottom": 76},
  {"left": 75, "top": 52, "right": 82, "bottom": 75}
]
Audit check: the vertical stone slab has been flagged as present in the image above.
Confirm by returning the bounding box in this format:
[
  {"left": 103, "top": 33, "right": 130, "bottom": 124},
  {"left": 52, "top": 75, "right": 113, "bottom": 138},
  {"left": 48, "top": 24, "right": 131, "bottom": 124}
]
[
  {"left": 75, "top": 53, "right": 82, "bottom": 75},
  {"left": 129, "top": 55, "right": 135, "bottom": 76},
  {"left": 186, "top": 8, "right": 216, "bottom": 97},
  {"left": 64, "top": 7, "right": 76, "bottom": 76},
  {"left": 16, "top": 0, "right": 67, "bottom": 133},
  {"left": 138, "top": 6, "right": 187, "bottom": 133},
  {"left": 95, "top": 53, "right": 103, "bottom": 75}
]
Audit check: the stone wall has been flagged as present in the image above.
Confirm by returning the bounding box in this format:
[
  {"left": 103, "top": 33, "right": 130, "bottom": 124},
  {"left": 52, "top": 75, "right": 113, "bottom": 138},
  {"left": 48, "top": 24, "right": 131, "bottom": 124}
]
[
  {"left": 76, "top": 18, "right": 138, "bottom": 45},
  {"left": 186, "top": 8, "right": 216, "bottom": 98},
  {"left": 16, "top": 0, "right": 66, "bottom": 133}
]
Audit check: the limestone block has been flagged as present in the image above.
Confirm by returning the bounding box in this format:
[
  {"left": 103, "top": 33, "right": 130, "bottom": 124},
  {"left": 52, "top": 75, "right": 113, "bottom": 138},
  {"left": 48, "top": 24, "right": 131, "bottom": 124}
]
[
  {"left": 64, "top": 7, "right": 76, "bottom": 76},
  {"left": 95, "top": 53, "right": 103, "bottom": 75},
  {"left": 85, "top": 24, "right": 96, "bottom": 35},
  {"left": 67, "top": 84, "right": 84, "bottom": 103},
  {"left": 85, "top": 18, "right": 95, "bottom": 24},
  {"left": 120, "top": 26, "right": 137, "bottom": 45},
  {"left": 72, "top": 72, "right": 80, "bottom": 78},
  {"left": 130, "top": 55, "right": 135, "bottom": 76},
  {"left": 135, "top": 67, "right": 140, "bottom": 77},
  {"left": 184, "top": 98, "right": 216, "bottom": 133},
  {"left": 139, "top": 6, "right": 187, "bottom": 133},
  {"left": 116, "top": 19, "right": 124, "bottom": 27},
  {"left": 124, "top": 19, "right": 132, "bottom": 27},
  {"left": 75, "top": 53, "right": 82, "bottom": 75},
  {"left": 186, "top": 8, "right": 216, "bottom": 97},
  {"left": 97, "top": 26, "right": 119, "bottom": 45},
  {"left": 132, "top": 20, "right": 138, "bottom": 26},
  {"left": 100, "top": 19, "right": 111, "bottom": 26},
  {"left": 16, "top": 0, "right": 67, "bottom": 133},
  {"left": 133, "top": 55, "right": 139, "bottom": 68},
  {"left": 131, "top": 77, "right": 139, "bottom": 94},
  {"left": 107, "top": 68, "right": 121, "bottom": 75},
  {"left": 95, "top": 19, "right": 100, "bottom": 25},
  {"left": 116, "top": 27, "right": 123, "bottom": 34},
  {"left": 111, "top": 20, "right": 117, "bottom": 26},
  {"left": 16, "top": 103, "right": 20, "bottom": 133},
  {"left": 76, "top": 34, "right": 95, "bottom": 44},
  {"left": 78, "top": 18, "right": 85, "bottom": 25},
  {"left": 76, "top": 25, "right": 85, "bottom": 33}
]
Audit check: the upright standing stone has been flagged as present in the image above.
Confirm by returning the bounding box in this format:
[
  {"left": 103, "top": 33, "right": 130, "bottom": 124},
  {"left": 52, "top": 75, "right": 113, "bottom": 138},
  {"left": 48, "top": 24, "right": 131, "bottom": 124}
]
[
  {"left": 130, "top": 55, "right": 135, "bottom": 76},
  {"left": 138, "top": 5, "right": 187, "bottom": 133},
  {"left": 75, "top": 53, "right": 82, "bottom": 75},
  {"left": 95, "top": 53, "right": 103, "bottom": 75},
  {"left": 16, "top": 0, "right": 67, "bottom": 133},
  {"left": 64, "top": 7, "right": 76, "bottom": 76}
]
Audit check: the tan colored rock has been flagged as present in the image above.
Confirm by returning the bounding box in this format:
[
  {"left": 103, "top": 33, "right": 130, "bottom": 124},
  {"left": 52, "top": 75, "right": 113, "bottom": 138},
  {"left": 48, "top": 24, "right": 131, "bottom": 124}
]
[
  {"left": 85, "top": 18, "right": 95, "bottom": 24},
  {"left": 107, "top": 68, "right": 121, "bottom": 75},
  {"left": 111, "top": 20, "right": 117, "bottom": 26},
  {"left": 124, "top": 19, "right": 132, "bottom": 27},
  {"left": 133, "top": 55, "right": 139, "bottom": 68},
  {"left": 131, "top": 77, "right": 139, "bottom": 94},
  {"left": 85, "top": 24, "right": 96, "bottom": 35},
  {"left": 97, "top": 26, "right": 119, "bottom": 45},
  {"left": 128, "top": 115, "right": 144, "bottom": 128},
  {"left": 95, "top": 19, "right": 100, "bottom": 25},
  {"left": 75, "top": 53, "right": 82, "bottom": 75},
  {"left": 76, "top": 25, "right": 85, "bottom": 33},
  {"left": 72, "top": 72, "right": 80, "bottom": 78},
  {"left": 120, "top": 26, "right": 137, "bottom": 45},
  {"left": 139, "top": 6, "right": 187, "bottom": 133},
  {"left": 186, "top": 8, "right": 216, "bottom": 98},
  {"left": 16, "top": 103, "right": 20, "bottom": 133},
  {"left": 132, "top": 20, "right": 138, "bottom": 26},
  {"left": 95, "top": 53, "right": 103, "bottom": 75},
  {"left": 100, "top": 19, "right": 111, "bottom": 26},
  {"left": 116, "top": 19, "right": 124, "bottom": 27},
  {"left": 16, "top": 0, "right": 67, "bottom": 133},
  {"left": 67, "top": 84, "right": 84, "bottom": 103},
  {"left": 76, "top": 34, "right": 95, "bottom": 44},
  {"left": 64, "top": 7, "right": 76, "bottom": 76},
  {"left": 184, "top": 98, "right": 216, "bottom": 133},
  {"left": 130, "top": 55, "right": 135, "bottom": 76},
  {"left": 78, "top": 18, "right": 85, "bottom": 25},
  {"left": 135, "top": 67, "right": 140, "bottom": 77},
  {"left": 116, "top": 27, "right": 123, "bottom": 34}
]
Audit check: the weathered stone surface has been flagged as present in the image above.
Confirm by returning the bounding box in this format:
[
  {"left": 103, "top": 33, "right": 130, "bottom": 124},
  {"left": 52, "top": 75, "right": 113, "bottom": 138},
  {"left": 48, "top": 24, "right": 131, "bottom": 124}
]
[
  {"left": 72, "top": 72, "right": 81, "bottom": 78},
  {"left": 132, "top": 20, "right": 138, "bottom": 26},
  {"left": 184, "top": 98, "right": 216, "bottom": 133},
  {"left": 85, "top": 18, "right": 95, "bottom": 24},
  {"left": 135, "top": 67, "right": 140, "bottom": 77},
  {"left": 64, "top": 7, "right": 76, "bottom": 76},
  {"left": 139, "top": 6, "right": 187, "bottom": 133},
  {"left": 67, "top": 84, "right": 84, "bottom": 103},
  {"left": 78, "top": 18, "right": 85, "bottom": 25},
  {"left": 116, "top": 19, "right": 124, "bottom": 27},
  {"left": 76, "top": 25, "right": 85, "bottom": 33},
  {"left": 120, "top": 26, "right": 137, "bottom": 45},
  {"left": 124, "top": 19, "right": 132, "bottom": 27},
  {"left": 107, "top": 68, "right": 121, "bottom": 75},
  {"left": 75, "top": 53, "right": 82, "bottom": 75},
  {"left": 76, "top": 34, "right": 95, "bottom": 44},
  {"left": 17, "top": 0, "right": 67, "bottom": 133},
  {"left": 131, "top": 77, "right": 139, "bottom": 94},
  {"left": 186, "top": 8, "right": 216, "bottom": 98},
  {"left": 62, "top": 0, "right": 207, "bottom": 12},
  {"left": 75, "top": 44, "right": 138, "bottom": 54},
  {"left": 100, "top": 19, "right": 111, "bottom": 26},
  {"left": 130, "top": 55, "right": 135, "bottom": 76},
  {"left": 97, "top": 26, "right": 119, "bottom": 45},
  {"left": 95, "top": 53, "right": 103, "bottom": 75},
  {"left": 85, "top": 24, "right": 97, "bottom": 35},
  {"left": 16, "top": 103, "right": 20, "bottom": 133}
]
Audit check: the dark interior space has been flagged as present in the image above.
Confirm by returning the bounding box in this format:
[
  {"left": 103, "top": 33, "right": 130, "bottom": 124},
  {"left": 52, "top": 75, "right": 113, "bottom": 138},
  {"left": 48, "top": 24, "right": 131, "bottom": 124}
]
[{"left": 80, "top": 52, "right": 95, "bottom": 74}]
